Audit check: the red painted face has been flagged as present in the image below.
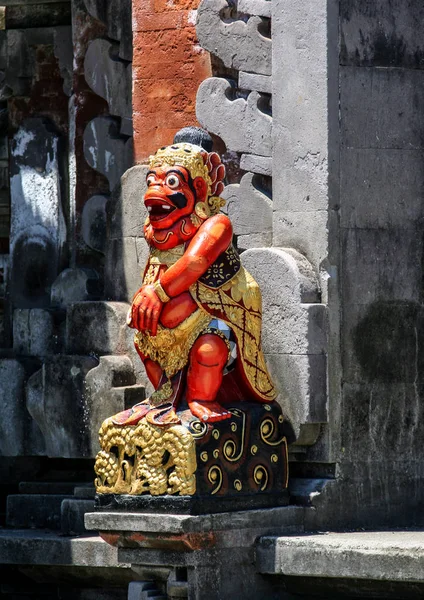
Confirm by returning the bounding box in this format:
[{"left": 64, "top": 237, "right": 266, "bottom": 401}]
[{"left": 144, "top": 166, "right": 205, "bottom": 230}]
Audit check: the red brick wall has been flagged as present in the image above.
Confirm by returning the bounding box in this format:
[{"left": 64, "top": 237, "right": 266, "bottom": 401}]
[{"left": 132, "top": 0, "right": 211, "bottom": 163}]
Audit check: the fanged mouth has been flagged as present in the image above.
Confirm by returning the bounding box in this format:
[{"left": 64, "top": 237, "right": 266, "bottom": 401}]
[{"left": 145, "top": 199, "right": 176, "bottom": 222}]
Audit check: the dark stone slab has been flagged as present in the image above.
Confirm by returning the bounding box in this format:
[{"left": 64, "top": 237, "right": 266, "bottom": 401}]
[
  {"left": 95, "top": 490, "right": 289, "bottom": 515},
  {"left": 340, "top": 0, "right": 424, "bottom": 69}
]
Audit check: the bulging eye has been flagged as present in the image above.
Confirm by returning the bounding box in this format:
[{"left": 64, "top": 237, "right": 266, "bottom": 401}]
[
  {"left": 146, "top": 175, "right": 156, "bottom": 186},
  {"left": 166, "top": 174, "right": 180, "bottom": 189}
]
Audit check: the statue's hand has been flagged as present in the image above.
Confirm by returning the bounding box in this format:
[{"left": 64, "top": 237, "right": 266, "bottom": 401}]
[{"left": 129, "top": 285, "right": 163, "bottom": 336}]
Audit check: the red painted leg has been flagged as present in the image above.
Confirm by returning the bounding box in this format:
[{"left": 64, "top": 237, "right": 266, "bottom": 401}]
[
  {"left": 134, "top": 342, "right": 163, "bottom": 389},
  {"left": 187, "top": 333, "right": 231, "bottom": 422}
]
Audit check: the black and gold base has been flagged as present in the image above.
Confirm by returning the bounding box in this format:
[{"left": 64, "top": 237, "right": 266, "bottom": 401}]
[{"left": 94, "top": 401, "right": 293, "bottom": 514}]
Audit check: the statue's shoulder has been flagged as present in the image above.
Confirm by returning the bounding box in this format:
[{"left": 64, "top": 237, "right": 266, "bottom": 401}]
[{"left": 199, "top": 212, "right": 232, "bottom": 234}]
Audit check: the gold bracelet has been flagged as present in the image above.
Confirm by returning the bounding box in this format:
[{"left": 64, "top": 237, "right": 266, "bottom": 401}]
[{"left": 154, "top": 280, "right": 171, "bottom": 303}]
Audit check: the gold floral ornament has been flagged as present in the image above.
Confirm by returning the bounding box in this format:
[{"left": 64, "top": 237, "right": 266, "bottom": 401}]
[{"left": 95, "top": 417, "right": 197, "bottom": 496}]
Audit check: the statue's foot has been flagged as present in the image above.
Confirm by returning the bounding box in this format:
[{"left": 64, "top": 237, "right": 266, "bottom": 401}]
[{"left": 188, "top": 400, "right": 231, "bottom": 423}]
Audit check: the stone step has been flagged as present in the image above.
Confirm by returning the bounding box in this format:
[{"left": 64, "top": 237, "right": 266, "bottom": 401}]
[
  {"left": 109, "top": 383, "right": 146, "bottom": 409},
  {"left": 58, "top": 589, "right": 127, "bottom": 600},
  {"left": 0, "top": 529, "right": 128, "bottom": 568},
  {"left": 61, "top": 498, "right": 95, "bottom": 535},
  {"left": 256, "top": 531, "right": 424, "bottom": 582},
  {"left": 128, "top": 582, "right": 166, "bottom": 600},
  {"left": 19, "top": 481, "right": 88, "bottom": 495},
  {"left": 6, "top": 494, "right": 73, "bottom": 530},
  {"left": 74, "top": 485, "right": 96, "bottom": 499}
]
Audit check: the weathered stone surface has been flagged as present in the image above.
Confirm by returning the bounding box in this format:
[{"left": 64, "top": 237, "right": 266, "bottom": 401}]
[
  {"left": 6, "top": 494, "right": 72, "bottom": 530},
  {"left": 105, "top": 236, "right": 149, "bottom": 303},
  {"left": 273, "top": 210, "right": 329, "bottom": 272},
  {"left": 65, "top": 302, "right": 130, "bottom": 356},
  {"left": 51, "top": 268, "right": 101, "bottom": 308},
  {"left": 222, "top": 172, "right": 272, "bottom": 248},
  {"left": 84, "top": 39, "right": 131, "bottom": 123},
  {"left": 341, "top": 228, "right": 423, "bottom": 305},
  {"left": 272, "top": 0, "right": 336, "bottom": 273},
  {"left": 340, "top": 0, "right": 424, "bottom": 69},
  {"left": 197, "top": 79, "right": 272, "bottom": 156},
  {"left": 81, "top": 195, "right": 108, "bottom": 254},
  {"left": 266, "top": 354, "right": 327, "bottom": 443},
  {"left": 9, "top": 118, "right": 66, "bottom": 308},
  {"left": 128, "top": 581, "right": 165, "bottom": 600},
  {"left": 341, "top": 382, "right": 424, "bottom": 462},
  {"left": 239, "top": 153, "right": 272, "bottom": 176},
  {"left": 238, "top": 0, "right": 271, "bottom": 18},
  {"left": 0, "top": 358, "right": 43, "bottom": 456},
  {"left": 257, "top": 531, "right": 424, "bottom": 581},
  {"left": 84, "top": 355, "right": 137, "bottom": 440},
  {"left": 241, "top": 248, "right": 327, "bottom": 439},
  {"left": 340, "top": 148, "right": 424, "bottom": 229},
  {"left": 13, "top": 308, "right": 60, "bottom": 357},
  {"left": 61, "top": 498, "right": 95, "bottom": 535},
  {"left": 239, "top": 72, "right": 271, "bottom": 94},
  {"left": 87, "top": 508, "right": 305, "bottom": 600},
  {"left": 0, "top": 529, "right": 128, "bottom": 568},
  {"left": 342, "top": 301, "right": 424, "bottom": 386},
  {"left": 108, "top": 165, "right": 148, "bottom": 240},
  {"left": 85, "top": 506, "right": 305, "bottom": 537},
  {"left": 83, "top": 0, "right": 132, "bottom": 61},
  {"left": 197, "top": 0, "right": 271, "bottom": 75},
  {"left": 341, "top": 67, "right": 424, "bottom": 150},
  {"left": 83, "top": 116, "right": 133, "bottom": 190},
  {"left": 26, "top": 356, "right": 98, "bottom": 458}
]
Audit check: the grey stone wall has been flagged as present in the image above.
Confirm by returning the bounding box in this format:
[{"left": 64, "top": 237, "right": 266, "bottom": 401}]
[
  {"left": 196, "top": 0, "right": 329, "bottom": 449},
  {"left": 328, "top": 0, "right": 424, "bottom": 528},
  {"left": 197, "top": 0, "right": 424, "bottom": 530}
]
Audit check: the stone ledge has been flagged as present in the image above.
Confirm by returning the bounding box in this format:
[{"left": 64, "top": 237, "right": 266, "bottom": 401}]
[
  {"left": 85, "top": 506, "right": 305, "bottom": 536},
  {"left": 257, "top": 531, "right": 424, "bottom": 582},
  {"left": 0, "top": 529, "right": 130, "bottom": 568}
]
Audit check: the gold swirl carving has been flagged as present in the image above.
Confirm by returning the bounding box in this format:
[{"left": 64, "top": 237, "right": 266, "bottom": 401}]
[
  {"left": 234, "top": 480, "right": 242, "bottom": 491},
  {"left": 254, "top": 465, "right": 269, "bottom": 491},
  {"left": 208, "top": 465, "right": 223, "bottom": 495},
  {"left": 212, "top": 429, "right": 220, "bottom": 440},
  {"left": 213, "top": 449, "right": 219, "bottom": 459},
  {"left": 260, "top": 418, "right": 286, "bottom": 447},
  {"left": 223, "top": 409, "right": 246, "bottom": 463},
  {"left": 188, "top": 420, "right": 208, "bottom": 439},
  {"left": 200, "top": 451, "right": 208, "bottom": 463},
  {"left": 95, "top": 417, "right": 197, "bottom": 496},
  {"left": 271, "top": 454, "right": 279, "bottom": 463},
  {"left": 251, "top": 445, "right": 258, "bottom": 456}
]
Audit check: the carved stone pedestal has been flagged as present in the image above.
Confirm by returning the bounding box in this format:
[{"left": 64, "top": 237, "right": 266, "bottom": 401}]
[
  {"left": 94, "top": 401, "right": 292, "bottom": 514},
  {"left": 85, "top": 506, "right": 305, "bottom": 600}
]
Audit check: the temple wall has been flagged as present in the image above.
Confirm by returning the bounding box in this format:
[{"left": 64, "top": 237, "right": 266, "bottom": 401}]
[{"left": 132, "top": 0, "right": 211, "bottom": 162}]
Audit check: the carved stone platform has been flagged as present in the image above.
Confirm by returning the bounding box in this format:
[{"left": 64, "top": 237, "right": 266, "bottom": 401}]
[
  {"left": 85, "top": 507, "right": 306, "bottom": 600},
  {"left": 94, "top": 401, "right": 292, "bottom": 514}
]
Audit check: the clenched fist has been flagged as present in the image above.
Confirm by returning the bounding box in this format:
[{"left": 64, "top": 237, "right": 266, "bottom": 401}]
[{"left": 127, "top": 284, "right": 163, "bottom": 336}]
